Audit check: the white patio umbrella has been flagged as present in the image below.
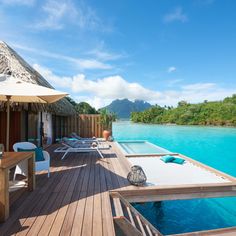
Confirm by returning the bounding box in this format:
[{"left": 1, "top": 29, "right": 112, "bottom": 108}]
[{"left": 0, "top": 75, "right": 68, "bottom": 151}]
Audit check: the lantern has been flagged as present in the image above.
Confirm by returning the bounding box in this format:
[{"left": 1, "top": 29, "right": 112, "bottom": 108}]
[{"left": 127, "top": 165, "right": 147, "bottom": 186}]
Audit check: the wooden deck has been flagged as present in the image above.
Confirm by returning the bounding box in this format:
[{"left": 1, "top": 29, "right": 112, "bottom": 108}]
[
  {"left": 1, "top": 142, "right": 236, "bottom": 236},
  {"left": 0, "top": 143, "right": 134, "bottom": 236}
]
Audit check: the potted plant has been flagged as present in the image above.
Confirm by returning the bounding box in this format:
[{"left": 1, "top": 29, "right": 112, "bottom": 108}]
[{"left": 100, "top": 109, "right": 116, "bottom": 140}]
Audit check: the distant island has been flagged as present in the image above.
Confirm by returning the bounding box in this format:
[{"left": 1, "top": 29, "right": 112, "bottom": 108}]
[
  {"left": 102, "top": 99, "right": 152, "bottom": 118},
  {"left": 131, "top": 94, "right": 236, "bottom": 126}
]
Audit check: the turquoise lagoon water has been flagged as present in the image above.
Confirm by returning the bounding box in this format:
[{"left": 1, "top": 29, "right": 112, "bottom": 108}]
[{"left": 113, "top": 121, "right": 236, "bottom": 235}]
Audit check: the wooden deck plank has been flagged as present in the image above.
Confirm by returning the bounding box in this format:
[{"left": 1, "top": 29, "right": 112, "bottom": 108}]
[
  {"left": 48, "top": 154, "right": 85, "bottom": 236},
  {"left": 0, "top": 154, "right": 69, "bottom": 235},
  {"left": 25, "top": 192, "right": 58, "bottom": 236},
  {"left": 81, "top": 153, "right": 96, "bottom": 236},
  {"left": 28, "top": 155, "right": 85, "bottom": 236},
  {"left": 109, "top": 155, "right": 130, "bottom": 189},
  {"left": 20, "top": 151, "right": 74, "bottom": 236},
  {"left": 100, "top": 158, "right": 116, "bottom": 236},
  {"left": 70, "top": 152, "right": 95, "bottom": 236},
  {"left": 106, "top": 157, "right": 120, "bottom": 189},
  {"left": 16, "top": 154, "right": 78, "bottom": 236},
  {"left": 70, "top": 192, "right": 87, "bottom": 236},
  {"left": 37, "top": 194, "right": 65, "bottom": 236},
  {"left": 92, "top": 161, "right": 103, "bottom": 236},
  {"left": 34, "top": 153, "right": 79, "bottom": 236},
  {"left": 59, "top": 155, "right": 87, "bottom": 236}
]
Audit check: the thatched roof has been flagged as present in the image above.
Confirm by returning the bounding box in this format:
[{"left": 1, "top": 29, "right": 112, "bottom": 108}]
[{"left": 0, "top": 41, "right": 76, "bottom": 116}]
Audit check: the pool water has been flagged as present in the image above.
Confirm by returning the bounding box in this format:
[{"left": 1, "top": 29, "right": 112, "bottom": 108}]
[
  {"left": 133, "top": 198, "right": 236, "bottom": 235},
  {"left": 113, "top": 121, "right": 236, "bottom": 235},
  {"left": 117, "top": 140, "right": 171, "bottom": 155}
]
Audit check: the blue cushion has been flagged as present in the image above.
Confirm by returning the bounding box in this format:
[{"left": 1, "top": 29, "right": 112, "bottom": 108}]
[
  {"left": 17, "top": 147, "right": 45, "bottom": 162},
  {"left": 160, "top": 155, "right": 175, "bottom": 163},
  {"left": 172, "top": 157, "right": 185, "bottom": 164}
]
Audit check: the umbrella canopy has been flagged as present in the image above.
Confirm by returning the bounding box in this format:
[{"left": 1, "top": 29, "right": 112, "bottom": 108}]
[
  {"left": 0, "top": 74, "right": 68, "bottom": 151},
  {"left": 0, "top": 76, "right": 67, "bottom": 103}
]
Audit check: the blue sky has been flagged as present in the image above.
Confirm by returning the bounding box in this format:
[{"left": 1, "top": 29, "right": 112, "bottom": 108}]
[{"left": 0, "top": 0, "right": 236, "bottom": 108}]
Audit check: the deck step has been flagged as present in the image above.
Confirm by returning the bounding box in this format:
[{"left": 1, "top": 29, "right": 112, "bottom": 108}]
[{"left": 110, "top": 192, "right": 163, "bottom": 236}]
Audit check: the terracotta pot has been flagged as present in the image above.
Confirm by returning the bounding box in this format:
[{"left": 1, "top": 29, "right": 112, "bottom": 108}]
[{"left": 103, "top": 130, "right": 111, "bottom": 141}]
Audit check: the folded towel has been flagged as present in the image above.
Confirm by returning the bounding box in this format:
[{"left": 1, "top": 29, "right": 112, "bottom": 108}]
[
  {"left": 160, "top": 155, "right": 185, "bottom": 165},
  {"left": 160, "top": 155, "right": 175, "bottom": 163},
  {"left": 172, "top": 157, "right": 185, "bottom": 164}
]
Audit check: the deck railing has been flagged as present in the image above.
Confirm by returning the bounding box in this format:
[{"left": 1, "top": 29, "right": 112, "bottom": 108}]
[{"left": 110, "top": 192, "right": 162, "bottom": 236}]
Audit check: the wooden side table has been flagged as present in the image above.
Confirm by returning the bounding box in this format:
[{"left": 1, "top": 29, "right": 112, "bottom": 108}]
[{"left": 0, "top": 152, "right": 35, "bottom": 222}]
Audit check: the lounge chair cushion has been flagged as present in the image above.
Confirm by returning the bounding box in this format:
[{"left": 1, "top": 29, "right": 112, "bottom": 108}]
[
  {"left": 160, "top": 155, "right": 175, "bottom": 163},
  {"left": 18, "top": 147, "right": 45, "bottom": 162},
  {"left": 172, "top": 157, "right": 185, "bottom": 164}
]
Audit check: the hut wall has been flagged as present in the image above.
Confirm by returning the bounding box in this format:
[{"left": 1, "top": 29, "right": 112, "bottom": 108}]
[
  {"left": 27, "top": 112, "right": 39, "bottom": 145},
  {"left": 0, "top": 111, "right": 21, "bottom": 151},
  {"left": 41, "top": 112, "right": 53, "bottom": 146},
  {"left": 20, "top": 111, "right": 27, "bottom": 142},
  {"left": 0, "top": 111, "right": 105, "bottom": 148},
  {"left": 52, "top": 115, "right": 65, "bottom": 142}
]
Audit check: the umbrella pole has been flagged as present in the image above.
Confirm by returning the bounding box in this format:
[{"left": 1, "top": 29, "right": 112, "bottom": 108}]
[
  {"left": 6, "top": 96, "right": 11, "bottom": 152},
  {"left": 40, "top": 112, "right": 43, "bottom": 147}
]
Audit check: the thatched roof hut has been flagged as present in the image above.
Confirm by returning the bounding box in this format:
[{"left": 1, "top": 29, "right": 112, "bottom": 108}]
[{"left": 0, "top": 41, "right": 76, "bottom": 116}]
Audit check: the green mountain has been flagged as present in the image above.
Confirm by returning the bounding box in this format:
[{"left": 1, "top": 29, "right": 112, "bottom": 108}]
[
  {"left": 66, "top": 98, "right": 98, "bottom": 114},
  {"left": 131, "top": 94, "right": 236, "bottom": 126},
  {"left": 103, "top": 99, "right": 152, "bottom": 118}
]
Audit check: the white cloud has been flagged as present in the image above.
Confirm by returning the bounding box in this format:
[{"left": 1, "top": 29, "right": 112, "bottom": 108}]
[
  {"left": 34, "top": 0, "right": 77, "bottom": 30},
  {"left": 34, "top": 64, "right": 236, "bottom": 109},
  {"left": 0, "top": 0, "right": 35, "bottom": 6},
  {"left": 34, "top": 64, "right": 162, "bottom": 108},
  {"left": 34, "top": 0, "right": 106, "bottom": 31},
  {"left": 33, "top": 64, "right": 72, "bottom": 87},
  {"left": 168, "top": 66, "right": 176, "bottom": 73},
  {"left": 175, "top": 83, "right": 235, "bottom": 104},
  {"left": 86, "top": 42, "right": 126, "bottom": 61},
  {"left": 150, "top": 83, "right": 235, "bottom": 107},
  {"left": 75, "top": 2, "right": 103, "bottom": 30},
  {"left": 86, "top": 49, "right": 124, "bottom": 61},
  {"left": 74, "top": 95, "right": 110, "bottom": 109},
  {"left": 167, "top": 79, "right": 183, "bottom": 87},
  {"left": 163, "top": 7, "right": 188, "bottom": 23},
  {"left": 76, "top": 59, "right": 111, "bottom": 70},
  {"left": 182, "top": 83, "right": 215, "bottom": 91},
  {"left": 12, "top": 43, "right": 112, "bottom": 70}
]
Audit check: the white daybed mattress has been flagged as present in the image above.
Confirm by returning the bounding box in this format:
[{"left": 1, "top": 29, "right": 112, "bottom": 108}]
[{"left": 128, "top": 157, "right": 230, "bottom": 186}]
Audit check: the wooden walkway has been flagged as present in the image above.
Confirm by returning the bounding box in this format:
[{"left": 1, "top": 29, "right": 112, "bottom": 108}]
[
  {"left": 1, "top": 142, "right": 236, "bottom": 236},
  {"left": 0, "top": 143, "right": 133, "bottom": 236}
]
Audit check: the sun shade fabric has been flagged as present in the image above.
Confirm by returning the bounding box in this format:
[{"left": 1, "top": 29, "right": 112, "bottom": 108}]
[
  {"left": 0, "top": 75, "right": 68, "bottom": 103},
  {"left": 17, "top": 147, "right": 45, "bottom": 162},
  {"left": 160, "top": 155, "right": 175, "bottom": 163}
]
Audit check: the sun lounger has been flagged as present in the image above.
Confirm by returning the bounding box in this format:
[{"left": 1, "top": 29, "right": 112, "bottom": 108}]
[
  {"left": 61, "top": 137, "right": 101, "bottom": 147},
  {"left": 70, "top": 132, "right": 106, "bottom": 142},
  {"left": 54, "top": 139, "right": 110, "bottom": 160}
]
